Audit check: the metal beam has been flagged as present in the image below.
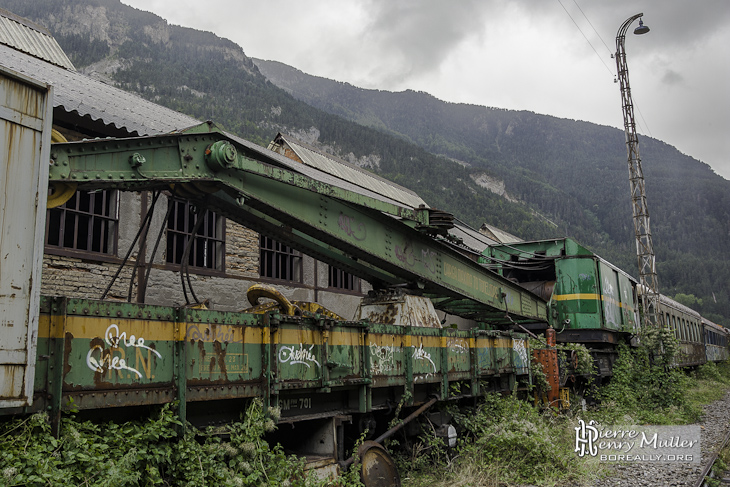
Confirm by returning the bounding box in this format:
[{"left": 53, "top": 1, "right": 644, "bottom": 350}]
[{"left": 50, "top": 127, "right": 547, "bottom": 325}]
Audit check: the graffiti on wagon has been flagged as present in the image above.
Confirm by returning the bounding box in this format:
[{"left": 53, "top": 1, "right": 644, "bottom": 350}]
[
  {"left": 86, "top": 324, "right": 162, "bottom": 379},
  {"left": 279, "top": 343, "right": 321, "bottom": 369}
]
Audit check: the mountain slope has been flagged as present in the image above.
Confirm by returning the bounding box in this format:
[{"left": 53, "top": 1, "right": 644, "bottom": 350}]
[{"left": 254, "top": 59, "right": 730, "bottom": 322}]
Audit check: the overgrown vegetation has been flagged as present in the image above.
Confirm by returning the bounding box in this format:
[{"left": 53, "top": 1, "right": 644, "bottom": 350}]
[
  {"left": 0, "top": 400, "right": 362, "bottom": 487},
  {"left": 397, "top": 393, "right": 602, "bottom": 487},
  {"left": 2, "top": 349, "right": 730, "bottom": 486},
  {"left": 397, "top": 346, "right": 730, "bottom": 487}
]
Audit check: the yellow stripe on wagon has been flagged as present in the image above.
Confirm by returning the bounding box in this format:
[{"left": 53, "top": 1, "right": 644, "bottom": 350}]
[{"left": 553, "top": 293, "right": 635, "bottom": 311}]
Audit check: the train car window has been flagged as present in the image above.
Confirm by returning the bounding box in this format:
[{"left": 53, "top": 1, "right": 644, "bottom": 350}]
[
  {"left": 675, "top": 318, "right": 680, "bottom": 340},
  {"left": 677, "top": 318, "right": 687, "bottom": 341}
]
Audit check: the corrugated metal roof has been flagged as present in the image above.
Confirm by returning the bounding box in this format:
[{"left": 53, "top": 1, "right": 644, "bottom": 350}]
[
  {"left": 225, "top": 131, "right": 417, "bottom": 210},
  {"left": 479, "top": 223, "right": 522, "bottom": 244},
  {"left": 0, "top": 43, "right": 199, "bottom": 136},
  {"left": 450, "top": 223, "right": 499, "bottom": 251},
  {"left": 0, "top": 9, "right": 75, "bottom": 71},
  {"left": 271, "top": 133, "right": 428, "bottom": 209}
]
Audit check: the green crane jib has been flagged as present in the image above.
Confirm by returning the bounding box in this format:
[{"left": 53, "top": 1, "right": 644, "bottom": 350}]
[{"left": 49, "top": 123, "right": 547, "bottom": 326}]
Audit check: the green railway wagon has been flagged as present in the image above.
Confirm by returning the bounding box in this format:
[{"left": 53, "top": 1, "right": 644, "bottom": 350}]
[
  {"left": 20, "top": 295, "right": 533, "bottom": 461},
  {"left": 482, "top": 238, "right": 639, "bottom": 375}
]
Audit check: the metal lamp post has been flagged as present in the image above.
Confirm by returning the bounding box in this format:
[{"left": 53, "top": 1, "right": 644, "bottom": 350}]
[{"left": 614, "top": 13, "right": 661, "bottom": 330}]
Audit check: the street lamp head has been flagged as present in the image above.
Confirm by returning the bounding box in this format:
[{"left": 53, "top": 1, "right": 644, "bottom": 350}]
[{"left": 634, "top": 18, "right": 650, "bottom": 35}]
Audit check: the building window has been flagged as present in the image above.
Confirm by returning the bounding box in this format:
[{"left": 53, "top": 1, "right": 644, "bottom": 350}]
[
  {"left": 166, "top": 198, "right": 225, "bottom": 271},
  {"left": 329, "top": 266, "right": 361, "bottom": 292},
  {"left": 46, "top": 189, "right": 118, "bottom": 254},
  {"left": 259, "top": 236, "right": 301, "bottom": 281}
]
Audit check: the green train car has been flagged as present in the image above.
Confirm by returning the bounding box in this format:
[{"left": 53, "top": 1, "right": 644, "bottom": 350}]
[
  {"left": 12, "top": 293, "right": 533, "bottom": 468},
  {"left": 482, "top": 238, "right": 640, "bottom": 375},
  {"left": 483, "top": 237, "right": 730, "bottom": 377}
]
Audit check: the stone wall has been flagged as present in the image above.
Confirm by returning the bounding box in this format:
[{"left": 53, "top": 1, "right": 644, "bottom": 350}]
[{"left": 41, "top": 191, "right": 369, "bottom": 317}]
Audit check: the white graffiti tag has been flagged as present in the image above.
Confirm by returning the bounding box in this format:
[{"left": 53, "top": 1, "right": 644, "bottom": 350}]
[
  {"left": 370, "top": 342, "right": 399, "bottom": 374},
  {"left": 513, "top": 339, "right": 529, "bottom": 367},
  {"left": 86, "top": 324, "right": 162, "bottom": 379},
  {"left": 448, "top": 339, "right": 469, "bottom": 355},
  {"left": 602, "top": 277, "right": 618, "bottom": 326},
  {"left": 279, "top": 344, "right": 321, "bottom": 369},
  {"left": 104, "top": 324, "right": 160, "bottom": 354},
  {"left": 412, "top": 343, "right": 437, "bottom": 378}
]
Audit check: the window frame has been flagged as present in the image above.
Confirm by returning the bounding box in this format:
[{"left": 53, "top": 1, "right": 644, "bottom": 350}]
[
  {"left": 165, "top": 197, "right": 226, "bottom": 275},
  {"left": 259, "top": 235, "right": 303, "bottom": 283},
  {"left": 44, "top": 188, "right": 120, "bottom": 261},
  {"left": 328, "top": 265, "right": 362, "bottom": 293}
]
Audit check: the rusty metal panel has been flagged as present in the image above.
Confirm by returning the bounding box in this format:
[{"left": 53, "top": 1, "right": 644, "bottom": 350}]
[
  {"left": 274, "top": 320, "right": 324, "bottom": 389},
  {"left": 367, "top": 325, "right": 406, "bottom": 387},
  {"left": 445, "top": 333, "right": 471, "bottom": 374},
  {"left": 494, "top": 336, "right": 514, "bottom": 374},
  {"left": 184, "top": 312, "right": 266, "bottom": 402},
  {"left": 356, "top": 290, "right": 442, "bottom": 328},
  {"left": 325, "top": 322, "right": 365, "bottom": 385},
  {"left": 409, "top": 330, "right": 441, "bottom": 384},
  {"left": 475, "top": 335, "right": 496, "bottom": 375},
  {"left": 56, "top": 301, "right": 177, "bottom": 411},
  {"left": 0, "top": 66, "right": 52, "bottom": 407}
]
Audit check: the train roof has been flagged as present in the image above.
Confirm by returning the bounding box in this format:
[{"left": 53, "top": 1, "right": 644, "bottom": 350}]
[
  {"left": 702, "top": 316, "right": 728, "bottom": 333},
  {"left": 649, "top": 290, "right": 703, "bottom": 319},
  {"left": 487, "top": 237, "right": 638, "bottom": 283}
]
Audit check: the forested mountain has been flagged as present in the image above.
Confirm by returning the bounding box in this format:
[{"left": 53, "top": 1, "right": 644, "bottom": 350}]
[{"left": 3, "top": 0, "right": 729, "bottom": 324}]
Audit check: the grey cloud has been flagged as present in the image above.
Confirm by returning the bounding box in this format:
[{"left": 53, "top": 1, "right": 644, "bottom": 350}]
[
  {"left": 661, "top": 69, "right": 683, "bottom": 86},
  {"left": 358, "top": 0, "right": 495, "bottom": 83}
]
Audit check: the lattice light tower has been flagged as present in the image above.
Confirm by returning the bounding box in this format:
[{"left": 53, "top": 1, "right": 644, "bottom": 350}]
[{"left": 615, "top": 13, "right": 661, "bottom": 329}]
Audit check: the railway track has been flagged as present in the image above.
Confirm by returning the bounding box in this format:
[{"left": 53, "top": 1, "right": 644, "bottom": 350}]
[
  {"left": 591, "top": 392, "right": 730, "bottom": 487},
  {"left": 695, "top": 428, "right": 730, "bottom": 487}
]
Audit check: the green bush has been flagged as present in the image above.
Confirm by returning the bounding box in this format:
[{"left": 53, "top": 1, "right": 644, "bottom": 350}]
[{"left": 0, "top": 401, "right": 361, "bottom": 487}]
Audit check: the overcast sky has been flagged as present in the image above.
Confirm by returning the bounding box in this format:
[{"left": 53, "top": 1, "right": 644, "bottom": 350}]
[{"left": 121, "top": 0, "right": 730, "bottom": 179}]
